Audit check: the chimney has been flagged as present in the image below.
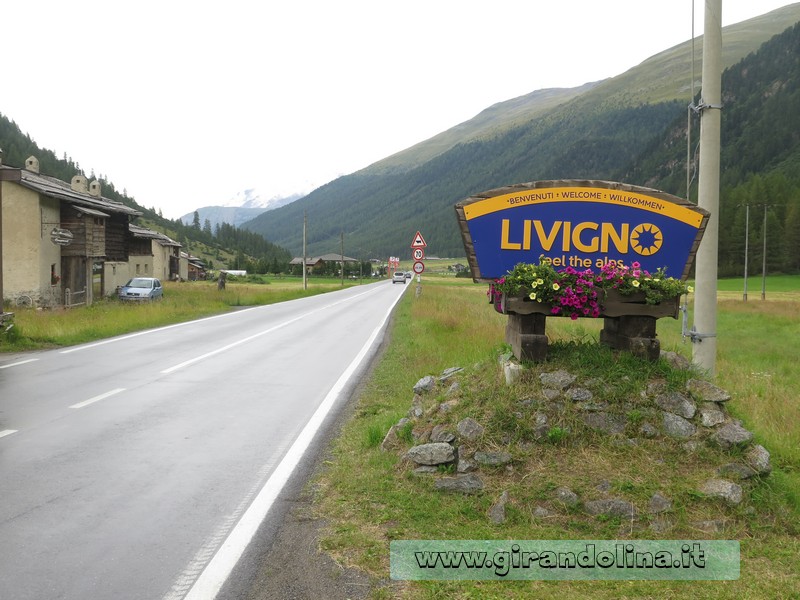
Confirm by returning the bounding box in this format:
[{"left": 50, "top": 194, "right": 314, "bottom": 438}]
[
  {"left": 25, "top": 156, "right": 40, "bottom": 173},
  {"left": 89, "top": 179, "right": 102, "bottom": 197},
  {"left": 71, "top": 175, "right": 88, "bottom": 193}
]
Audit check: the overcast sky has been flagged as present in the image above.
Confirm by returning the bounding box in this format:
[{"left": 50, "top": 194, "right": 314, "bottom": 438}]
[{"left": 2, "top": 1, "right": 797, "bottom": 219}]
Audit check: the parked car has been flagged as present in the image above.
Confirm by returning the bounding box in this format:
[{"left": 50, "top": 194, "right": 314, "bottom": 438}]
[
  {"left": 119, "top": 277, "right": 163, "bottom": 301},
  {"left": 392, "top": 271, "right": 406, "bottom": 284}
]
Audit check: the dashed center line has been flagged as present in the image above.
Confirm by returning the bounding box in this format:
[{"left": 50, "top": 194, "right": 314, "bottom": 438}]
[{"left": 69, "top": 388, "right": 127, "bottom": 409}]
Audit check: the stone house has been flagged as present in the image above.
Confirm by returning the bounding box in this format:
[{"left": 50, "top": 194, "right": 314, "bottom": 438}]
[{"left": 0, "top": 155, "right": 141, "bottom": 307}]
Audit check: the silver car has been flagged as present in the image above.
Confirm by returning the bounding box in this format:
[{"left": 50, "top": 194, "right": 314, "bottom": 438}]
[{"left": 119, "top": 277, "right": 163, "bottom": 301}]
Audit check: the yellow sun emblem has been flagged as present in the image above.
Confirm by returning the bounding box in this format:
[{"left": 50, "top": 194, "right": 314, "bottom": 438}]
[{"left": 631, "top": 223, "right": 663, "bottom": 256}]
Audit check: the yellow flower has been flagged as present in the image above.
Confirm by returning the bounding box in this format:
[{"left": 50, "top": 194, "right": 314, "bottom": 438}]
[
  {"left": 536, "top": 279, "right": 544, "bottom": 285},
  {"left": 687, "top": 286, "right": 694, "bottom": 293},
  {"left": 552, "top": 283, "right": 560, "bottom": 291},
  {"left": 529, "top": 292, "right": 537, "bottom": 300},
  {"left": 632, "top": 280, "right": 641, "bottom": 288}
]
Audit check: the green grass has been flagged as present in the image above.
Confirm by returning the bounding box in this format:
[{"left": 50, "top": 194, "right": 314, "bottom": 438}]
[
  {"left": 313, "top": 275, "right": 800, "bottom": 599},
  {"left": 0, "top": 277, "right": 361, "bottom": 350}
]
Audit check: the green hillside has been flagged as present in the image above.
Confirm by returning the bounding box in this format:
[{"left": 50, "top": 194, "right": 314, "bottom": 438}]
[{"left": 243, "top": 4, "right": 800, "bottom": 263}]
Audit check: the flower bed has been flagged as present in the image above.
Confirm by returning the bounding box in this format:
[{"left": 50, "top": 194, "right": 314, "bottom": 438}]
[
  {"left": 488, "top": 259, "right": 691, "bottom": 362},
  {"left": 489, "top": 259, "right": 690, "bottom": 320}
]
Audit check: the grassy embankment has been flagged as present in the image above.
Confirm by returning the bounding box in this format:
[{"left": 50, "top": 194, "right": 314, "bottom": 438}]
[{"left": 314, "top": 275, "right": 800, "bottom": 599}]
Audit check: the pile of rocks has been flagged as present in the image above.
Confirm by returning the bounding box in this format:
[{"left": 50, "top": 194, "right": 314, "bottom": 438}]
[{"left": 383, "top": 355, "right": 771, "bottom": 527}]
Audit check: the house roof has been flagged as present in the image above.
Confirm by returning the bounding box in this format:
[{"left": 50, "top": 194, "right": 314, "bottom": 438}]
[
  {"left": 129, "top": 223, "right": 181, "bottom": 247},
  {"left": 1, "top": 164, "right": 141, "bottom": 217},
  {"left": 290, "top": 254, "right": 360, "bottom": 265}
]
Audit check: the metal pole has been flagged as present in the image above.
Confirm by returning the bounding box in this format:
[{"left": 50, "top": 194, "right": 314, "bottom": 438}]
[
  {"left": 743, "top": 204, "right": 749, "bottom": 302},
  {"left": 302, "top": 211, "right": 307, "bottom": 291},
  {"left": 692, "top": 0, "right": 722, "bottom": 375},
  {"left": 340, "top": 231, "right": 344, "bottom": 287},
  {"left": 761, "top": 204, "right": 767, "bottom": 300}
]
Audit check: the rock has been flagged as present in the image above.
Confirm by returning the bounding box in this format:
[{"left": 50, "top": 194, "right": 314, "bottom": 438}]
[
  {"left": 699, "top": 479, "right": 743, "bottom": 505},
  {"left": 411, "top": 427, "right": 430, "bottom": 444},
  {"left": 412, "top": 466, "right": 438, "bottom": 475},
  {"left": 540, "top": 370, "right": 576, "bottom": 390},
  {"left": 446, "top": 381, "right": 461, "bottom": 395},
  {"left": 662, "top": 412, "right": 696, "bottom": 440},
  {"left": 438, "top": 400, "right": 458, "bottom": 413},
  {"left": 649, "top": 517, "right": 674, "bottom": 533},
  {"left": 456, "top": 417, "right": 485, "bottom": 441},
  {"left": 698, "top": 402, "right": 726, "bottom": 427},
  {"left": 533, "top": 506, "right": 553, "bottom": 518},
  {"left": 582, "top": 412, "right": 627, "bottom": 435},
  {"left": 596, "top": 480, "right": 611, "bottom": 492},
  {"left": 745, "top": 444, "right": 771, "bottom": 475},
  {"left": 711, "top": 422, "right": 753, "bottom": 449},
  {"left": 406, "top": 442, "right": 455, "bottom": 466},
  {"left": 565, "top": 388, "right": 593, "bottom": 402},
  {"left": 439, "top": 367, "right": 463, "bottom": 381},
  {"left": 474, "top": 451, "right": 512, "bottom": 467},
  {"left": 648, "top": 493, "right": 672, "bottom": 514},
  {"left": 654, "top": 391, "right": 696, "bottom": 419},
  {"left": 456, "top": 457, "right": 477, "bottom": 473},
  {"left": 639, "top": 423, "right": 659, "bottom": 438},
  {"left": 687, "top": 379, "right": 731, "bottom": 403},
  {"left": 717, "top": 463, "right": 757, "bottom": 480},
  {"left": 413, "top": 375, "right": 437, "bottom": 394},
  {"left": 661, "top": 350, "right": 690, "bottom": 370},
  {"left": 584, "top": 498, "right": 638, "bottom": 519},
  {"left": 577, "top": 401, "right": 610, "bottom": 412},
  {"left": 554, "top": 487, "right": 579, "bottom": 507},
  {"left": 434, "top": 473, "right": 484, "bottom": 494},
  {"left": 430, "top": 425, "right": 456, "bottom": 444},
  {"left": 380, "top": 425, "right": 400, "bottom": 451},
  {"left": 504, "top": 362, "right": 523, "bottom": 385},
  {"left": 488, "top": 491, "right": 509, "bottom": 524},
  {"left": 542, "top": 389, "right": 561, "bottom": 402}
]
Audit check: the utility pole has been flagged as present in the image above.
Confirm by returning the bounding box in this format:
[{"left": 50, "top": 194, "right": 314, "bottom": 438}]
[
  {"left": 340, "top": 231, "right": 344, "bottom": 287},
  {"left": 692, "top": 0, "right": 722, "bottom": 375},
  {"left": 743, "top": 204, "right": 749, "bottom": 302},
  {"left": 761, "top": 203, "right": 768, "bottom": 301},
  {"left": 302, "top": 211, "right": 307, "bottom": 291}
]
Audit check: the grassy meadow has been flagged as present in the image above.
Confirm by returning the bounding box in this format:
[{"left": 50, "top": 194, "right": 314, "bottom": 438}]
[
  {"left": 0, "top": 276, "right": 361, "bottom": 350},
  {"left": 312, "top": 275, "right": 800, "bottom": 599}
]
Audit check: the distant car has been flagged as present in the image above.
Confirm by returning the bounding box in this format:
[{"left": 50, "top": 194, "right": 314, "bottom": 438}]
[
  {"left": 119, "top": 277, "right": 163, "bottom": 301},
  {"left": 405, "top": 271, "right": 412, "bottom": 279},
  {"left": 392, "top": 271, "right": 406, "bottom": 284}
]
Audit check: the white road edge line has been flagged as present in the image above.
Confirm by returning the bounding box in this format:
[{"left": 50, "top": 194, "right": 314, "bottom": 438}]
[
  {"left": 0, "top": 358, "right": 39, "bottom": 369},
  {"left": 161, "top": 286, "right": 384, "bottom": 375},
  {"left": 0, "top": 429, "right": 19, "bottom": 439},
  {"left": 69, "top": 388, "right": 126, "bottom": 409},
  {"left": 59, "top": 308, "right": 262, "bottom": 354},
  {"left": 172, "top": 283, "right": 405, "bottom": 600}
]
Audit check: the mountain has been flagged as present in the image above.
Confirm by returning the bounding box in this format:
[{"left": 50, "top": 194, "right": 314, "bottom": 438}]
[
  {"left": 241, "top": 4, "right": 800, "bottom": 263},
  {"left": 180, "top": 189, "right": 303, "bottom": 230}
]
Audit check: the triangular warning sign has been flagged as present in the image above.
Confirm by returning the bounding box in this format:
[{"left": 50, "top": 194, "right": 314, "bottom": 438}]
[{"left": 411, "top": 231, "right": 427, "bottom": 248}]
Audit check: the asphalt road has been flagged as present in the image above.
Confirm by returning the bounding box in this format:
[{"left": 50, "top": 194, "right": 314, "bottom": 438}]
[{"left": 0, "top": 280, "right": 407, "bottom": 600}]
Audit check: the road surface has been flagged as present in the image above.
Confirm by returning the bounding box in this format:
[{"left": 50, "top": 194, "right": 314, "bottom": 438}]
[{"left": 0, "top": 280, "right": 406, "bottom": 599}]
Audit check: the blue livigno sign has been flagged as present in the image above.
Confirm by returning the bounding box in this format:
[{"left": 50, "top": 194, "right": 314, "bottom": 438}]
[{"left": 455, "top": 180, "right": 709, "bottom": 282}]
